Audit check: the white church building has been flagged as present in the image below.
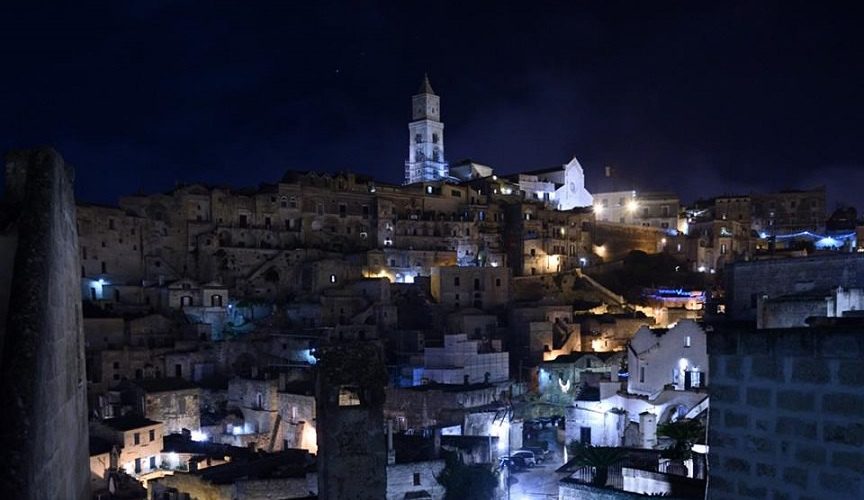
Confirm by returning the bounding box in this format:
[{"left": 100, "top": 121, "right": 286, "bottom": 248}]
[{"left": 402, "top": 75, "right": 594, "bottom": 212}]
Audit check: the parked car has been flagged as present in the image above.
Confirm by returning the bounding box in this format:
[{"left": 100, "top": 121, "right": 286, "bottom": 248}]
[
  {"left": 520, "top": 446, "right": 551, "bottom": 462},
  {"left": 498, "top": 455, "right": 528, "bottom": 471},
  {"left": 510, "top": 450, "right": 537, "bottom": 467}
]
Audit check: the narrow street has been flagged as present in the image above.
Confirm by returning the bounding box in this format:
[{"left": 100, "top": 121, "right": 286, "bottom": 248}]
[{"left": 503, "top": 426, "right": 565, "bottom": 499}]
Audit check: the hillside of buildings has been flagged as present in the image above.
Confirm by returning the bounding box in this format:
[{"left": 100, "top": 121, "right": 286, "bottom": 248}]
[{"left": 2, "top": 78, "right": 863, "bottom": 500}]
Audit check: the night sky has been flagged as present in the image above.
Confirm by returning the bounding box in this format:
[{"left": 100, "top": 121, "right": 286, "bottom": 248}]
[{"left": 2, "top": 1, "right": 863, "bottom": 209}]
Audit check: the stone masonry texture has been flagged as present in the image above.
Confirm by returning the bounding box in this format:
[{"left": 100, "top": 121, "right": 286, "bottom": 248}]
[
  {"left": 708, "top": 324, "right": 864, "bottom": 499},
  {"left": 0, "top": 149, "right": 90, "bottom": 499}
]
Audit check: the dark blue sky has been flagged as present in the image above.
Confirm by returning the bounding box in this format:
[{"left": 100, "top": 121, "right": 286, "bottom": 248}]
[{"left": 2, "top": 1, "right": 863, "bottom": 209}]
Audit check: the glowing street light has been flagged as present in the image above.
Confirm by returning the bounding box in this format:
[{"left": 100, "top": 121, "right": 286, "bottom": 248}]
[{"left": 626, "top": 199, "right": 639, "bottom": 213}]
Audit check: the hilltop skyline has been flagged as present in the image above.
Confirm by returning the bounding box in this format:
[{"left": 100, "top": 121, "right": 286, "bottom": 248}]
[{"left": 2, "top": 1, "right": 862, "bottom": 209}]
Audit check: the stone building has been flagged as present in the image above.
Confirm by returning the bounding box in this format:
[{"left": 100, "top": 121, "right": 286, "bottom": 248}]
[
  {"left": 90, "top": 415, "right": 164, "bottom": 477},
  {"left": 628, "top": 320, "right": 708, "bottom": 397},
  {"left": 429, "top": 265, "right": 510, "bottom": 310},
  {"left": 0, "top": 148, "right": 90, "bottom": 499},
  {"left": 502, "top": 202, "right": 594, "bottom": 275},
  {"left": 593, "top": 190, "right": 681, "bottom": 231},
  {"left": 751, "top": 187, "right": 826, "bottom": 234},
  {"left": 708, "top": 322, "right": 864, "bottom": 499},
  {"left": 725, "top": 253, "right": 864, "bottom": 321},
  {"left": 422, "top": 334, "right": 509, "bottom": 385},
  {"left": 384, "top": 382, "right": 507, "bottom": 430},
  {"left": 133, "top": 378, "right": 201, "bottom": 435},
  {"left": 316, "top": 340, "right": 389, "bottom": 499},
  {"left": 149, "top": 449, "right": 317, "bottom": 500}
]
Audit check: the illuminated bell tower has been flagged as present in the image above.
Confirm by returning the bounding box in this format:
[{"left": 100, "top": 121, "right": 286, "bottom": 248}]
[{"left": 404, "top": 74, "right": 448, "bottom": 184}]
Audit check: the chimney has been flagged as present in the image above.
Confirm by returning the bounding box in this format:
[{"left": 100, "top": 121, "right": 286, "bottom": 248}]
[{"left": 639, "top": 412, "right": 657, "bottom": 449}]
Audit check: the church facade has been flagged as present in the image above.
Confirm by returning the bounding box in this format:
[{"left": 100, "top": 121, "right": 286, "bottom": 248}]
[{"left": 403, "top": 75, "right": 593, "bottom": 211}]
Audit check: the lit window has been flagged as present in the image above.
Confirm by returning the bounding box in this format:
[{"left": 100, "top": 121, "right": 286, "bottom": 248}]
[
  {"left": 338, "top": 386, "right": 361, "bottom": 406},
  {"left": 330, "top": 274, "right": 337, "bottom": 284},
  {"left": 685, "top": 336, "right": 691, "bottom": 348}
]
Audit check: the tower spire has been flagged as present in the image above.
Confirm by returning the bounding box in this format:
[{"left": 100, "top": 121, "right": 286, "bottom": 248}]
[{"left": 418, "top": 73, "right": 435, "bottom": 95}]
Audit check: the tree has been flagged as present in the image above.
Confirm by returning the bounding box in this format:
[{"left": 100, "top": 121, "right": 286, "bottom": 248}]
[
  {"left": 436, "top": 452, "right": 499, "bottom": 500},
  {"left": 657, "top": 418, "right": 704, "bottom": 461},
  {"left": 566, "top": 442, "right": 627, "bottom": 487}
]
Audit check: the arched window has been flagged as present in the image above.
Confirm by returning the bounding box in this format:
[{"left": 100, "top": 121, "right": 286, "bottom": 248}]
[
  {"left": 211, "top": 294, "right": 223, "bottom": 307},
  {"left": 181, "top": 296, "right": 193, "bottom": 307},
  {"left": 256, "top": 392, "right": 264, "bottom": 409}
]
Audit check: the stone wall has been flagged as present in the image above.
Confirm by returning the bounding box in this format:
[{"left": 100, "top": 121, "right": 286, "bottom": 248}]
[
  {"left": 708, "top": 324, "right": 864, "bottom": 498},
  {"left": 726, "top": 253, "right": 864, "bottom": 321},
  {"left": 0, "top": 148, "right": 90, "bottom": 499},
  {"left": 593, "top": 222, "right": 665, "bottom": 262},
  {"left": 386, "top": 460, "right": 446, "bottom": 500}
]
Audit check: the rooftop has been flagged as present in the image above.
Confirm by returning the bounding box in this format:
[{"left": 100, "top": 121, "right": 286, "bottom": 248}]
[
  {"left": 101, "top": 414, "right": 161, "bottom": 431},
  {"left": 191, "top": 449, "right": 313, "bottom": 484}
]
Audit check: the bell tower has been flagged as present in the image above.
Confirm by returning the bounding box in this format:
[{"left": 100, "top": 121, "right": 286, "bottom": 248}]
[{"left": 404, "top": 74, "right": 448, "bottom": 184}]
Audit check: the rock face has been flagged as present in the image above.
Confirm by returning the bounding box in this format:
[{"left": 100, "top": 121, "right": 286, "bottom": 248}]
[{"left": 0, "top": 148, "right": 90, "bottom": 499}]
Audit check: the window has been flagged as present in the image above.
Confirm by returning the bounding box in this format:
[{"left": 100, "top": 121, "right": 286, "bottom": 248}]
[
  {"left": 454, "top": 277, "right": 460, "bottom": 287},
  {"left": 134, "top": 433, "right": 140, "bottom": 445},
  {"left": 473, "top": 278, "right": 480, "bottom": 291},
  {"left": 640, "top": 366, "right": 645, "bottom": 383},
  {"left": 239, "top": 214, "right": 248, "bottom": 228},
  {"left": 495, "top": 278, "right": 502, "bottom": 287},
  {"left": 413, "top": 472, "right": 421, "bottom": 486},
  {"left": 108, "top": 219, "right": 115, "bottom": 230},
  {"left": 149, "top": 429, "right": 155, "bottom": 442},
  {"left": 330, "top": 274, "right": 337, "bottom": 284},
  {"left": 211, "top": 294, "right": 223, "bottom": 307},
  {"left": 101, "top": 261, "right": 107, "bottom": 273},
  {"left": 256, "top": 393, "right": 264, "bottom": 409},
  {"left": 339, "top": 204, "right": 347, "bottom": 218},
  {"left": 338, "top": 386, "right": 361, "bottom": 406},
  {"left": 82, "top": 247, "right": 87, "bottom": 259},
  {"left": 685, "top": 336, "right": 691, "bottom": 348}
]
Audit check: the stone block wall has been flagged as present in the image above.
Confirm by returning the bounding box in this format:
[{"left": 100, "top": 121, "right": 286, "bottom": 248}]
[
  {"left": 708, "top": 324, "right": 864, "bottom": 499},
  {"left": 726, "top": 254, "right": 864, "bottom": 321},
  {"left": 0, "top": 148, "right": 90, "bottom": 499}
]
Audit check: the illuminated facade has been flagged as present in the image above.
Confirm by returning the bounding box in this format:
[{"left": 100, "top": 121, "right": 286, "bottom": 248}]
[{"left": 404, "top": 75, "right": 449, "bottom": 184}]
